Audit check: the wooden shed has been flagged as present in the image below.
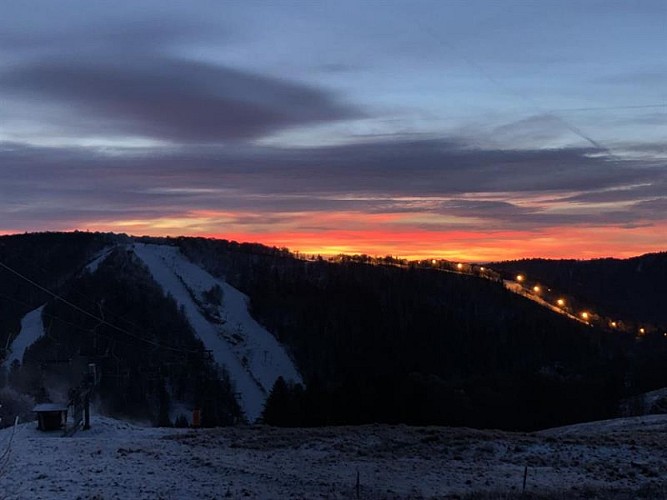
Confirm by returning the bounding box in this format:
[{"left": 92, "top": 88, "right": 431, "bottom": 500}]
[{"left": 33, "top": 403, "right": 68, "bottom": 431}]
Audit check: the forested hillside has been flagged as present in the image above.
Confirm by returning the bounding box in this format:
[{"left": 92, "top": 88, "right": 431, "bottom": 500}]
[
  {"left": 0, "top": 231, "right": 112, "bottom": 347},
  {"left": 492, "top": 253, "right": 667, "bottom": 327},
  {"left": 2, "top": 233, "right": 666, "bottom": 431},
  {"left": 0, "top": 233, "right": 240, "bottom": 427},
  {"left": 179, "top": 237, "right": 665, "bottom": 430}
]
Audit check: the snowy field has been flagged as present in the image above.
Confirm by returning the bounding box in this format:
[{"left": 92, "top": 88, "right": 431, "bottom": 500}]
[{"left": 1, "top": 414, "right": 666, "bottom": 499}]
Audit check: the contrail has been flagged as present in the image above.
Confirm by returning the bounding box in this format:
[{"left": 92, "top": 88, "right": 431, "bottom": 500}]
[
  {"left": 556, "top": 104, "right": 666, "bottom": 113},
  {"left": 401, "top": 8, "right": 652, "bottom": 156},
  {"left": 549, "top": 115, "right": 609, "bottom": 153}
]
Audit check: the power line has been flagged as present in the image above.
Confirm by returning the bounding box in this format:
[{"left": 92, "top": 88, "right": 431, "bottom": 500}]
[
  {"left": 0, "top": 260, "right": 203, "bottom": 356},
  {"left": 3, "top": 247, "right": 156, "bottom": 342},
  {"left": 0, "top": 291, "right": 154, "bottom": 356}
]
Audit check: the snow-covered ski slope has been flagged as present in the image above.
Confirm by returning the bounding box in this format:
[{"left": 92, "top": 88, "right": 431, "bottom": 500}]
[
  {"left": 84, "top": 247, "right": 114, "bottom": 274},
  {"left": 132, "top": 243, "right": 302, "bottom": 422},
  {"left": 2, "top": 305, "right": 45, "bottom": 369}
]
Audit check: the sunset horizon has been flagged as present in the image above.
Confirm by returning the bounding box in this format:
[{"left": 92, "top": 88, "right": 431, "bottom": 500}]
[
  {"left": 1, "top": 1, "right": 665, "bottom": 263},
  {"left": 2, "top": 226, "right": 665, "bottom": 263}
]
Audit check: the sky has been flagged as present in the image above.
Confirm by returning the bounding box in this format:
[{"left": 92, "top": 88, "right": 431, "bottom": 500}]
[{"left": 1, "top": 0, "right": 665, "bottom": 261}]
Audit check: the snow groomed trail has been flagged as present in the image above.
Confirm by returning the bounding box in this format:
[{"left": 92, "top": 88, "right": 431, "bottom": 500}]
[
  {"left": 2, "top": 305, "right": 45, "bottom": 369},
  {"left": 132, "top": 243, "right": 302, "bottom": 422}
]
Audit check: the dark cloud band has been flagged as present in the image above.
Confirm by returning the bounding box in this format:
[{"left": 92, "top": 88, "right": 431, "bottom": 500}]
[
  {"left": 0, "top": 138, "right": 664, "bottom": 231},
  {"left": 0, "top": 57, "right": 360, "bottom": 142}
]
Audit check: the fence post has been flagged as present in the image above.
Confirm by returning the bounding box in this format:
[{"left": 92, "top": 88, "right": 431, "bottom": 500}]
[
  {"left": 522, "top": 465, "right": 528, "bottom": 494},
  {"left": 356, "top": 468, "right": 360, "bottom": 499}
]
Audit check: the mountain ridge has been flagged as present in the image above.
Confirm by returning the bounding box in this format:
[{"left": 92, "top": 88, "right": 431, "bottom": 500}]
[{"left": 1, "top": 232, "right": 666, "bottom": 431}]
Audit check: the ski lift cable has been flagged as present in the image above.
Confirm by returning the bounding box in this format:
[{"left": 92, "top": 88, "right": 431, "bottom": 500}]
[
  {"left": 61, "top": 245, "right": 208, "bottom": 349},
  {"left": 0, "top": 260, "right": 203, "bottom": 356},
  {"left": 7, "top": 248, "right": 168, "bottom": 343},
  {"left": 1, "top": 244, "right": 172, "bottom": 342},
  {"left": 0, "top": 291, "right": 160, "bottom": 354}
]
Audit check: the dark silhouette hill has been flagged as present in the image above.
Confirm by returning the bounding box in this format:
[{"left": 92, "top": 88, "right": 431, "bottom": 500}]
[
  {"left": 1, "top": 232, "right": 666, "bottom": 431},
  {"left": 492, "top": 253, "right": 667, "bottom": 327}
]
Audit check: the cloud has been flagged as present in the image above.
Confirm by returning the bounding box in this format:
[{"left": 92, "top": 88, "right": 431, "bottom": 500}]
[
  {"left": 0, "top": 138, "right": 665, "bottom": 234},
  {"left": 594, "top": 69, "right": 667, "bottom": 87},
  {"left": 490, "top": 114, "right": 571, "bottom": 147},
  {"left": 241, "top": 139, "right": 658, "bottom": 196},
  {"left": 560, "top": 179, "right": 667, "bottom": 204},
  {"left": 0, "top": 21, "right": 209, "bottom": 55},
  {"left": 0, "top": 56, "right": 360, "bottom": 143}
]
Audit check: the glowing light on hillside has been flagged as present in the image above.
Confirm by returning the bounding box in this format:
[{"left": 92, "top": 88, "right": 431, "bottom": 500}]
[
  {"left": 457, "top": 263, "right": 463, "bottom": 270},
  {"left": 431, "top": 259, "right": 437, "bottom": 264},
  {"left": 639, "top": 327, "right": 646, "bottom": 335},
  {"left": 533, "top": 286, "right": 541, "bottom": 293},
  {"left": 557, "top": 298, "right": 565, "bottom": 307},
  {"left": 516, "top": 274, "right": 524, "bottom": 282},
  {"left": 610, "top": 321, "right": 617, "bottom": 328},
  {"left": 480, "top": 267, "right": 485, "bottom": 271},
  {"left": 580, "top": 311, "right": 590, "bottom": 320}
]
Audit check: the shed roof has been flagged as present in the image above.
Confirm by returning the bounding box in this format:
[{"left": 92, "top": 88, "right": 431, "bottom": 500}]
[{"left": 33, "top": 403, "right": 68, "bottom": 412}]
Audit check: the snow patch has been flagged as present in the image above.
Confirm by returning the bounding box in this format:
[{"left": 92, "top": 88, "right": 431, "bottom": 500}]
[
  {"left": 132, "top": 243, "right": 302, "bottom": 423},
  {"left": 538, "top": 413, "right": 667, "bottom": 437},
  {"left": 2, "top": 305, "right": 46, "bottom": 369},
  {"left": 84, "top": 247, "right": 114, "bottom": 274}
]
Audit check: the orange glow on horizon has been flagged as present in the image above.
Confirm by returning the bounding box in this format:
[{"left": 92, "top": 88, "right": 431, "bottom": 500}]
[
  {"left": 3, "top": 213, "right": 665, "bottom": 262},
  {"left": 202, "top": 228, "right": 666, "bottom": 261},
  {"left": 206, "top": 221, "right": 667, "bottom": 261}
]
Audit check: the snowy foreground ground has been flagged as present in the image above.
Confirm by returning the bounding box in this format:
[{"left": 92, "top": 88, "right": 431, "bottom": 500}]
[{"left": 1, "top": 415, "right": 666, "bottom": 499}]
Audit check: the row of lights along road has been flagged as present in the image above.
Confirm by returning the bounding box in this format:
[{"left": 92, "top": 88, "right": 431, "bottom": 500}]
[
  {"left": 513, "top": 273, "right": 655, "bottom": 336},
  {"left": 442, "top": 260, "right": 664, "bottom": 338}
]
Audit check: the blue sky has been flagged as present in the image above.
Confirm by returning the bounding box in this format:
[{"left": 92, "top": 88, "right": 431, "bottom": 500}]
[{"left": 0, "top": 0, "right": 665, "bottom": 259}]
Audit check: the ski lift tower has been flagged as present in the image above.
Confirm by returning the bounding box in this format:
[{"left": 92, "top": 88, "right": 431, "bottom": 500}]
[{"left": 64, "top": 362, "right": 100, "bottom": 436}]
